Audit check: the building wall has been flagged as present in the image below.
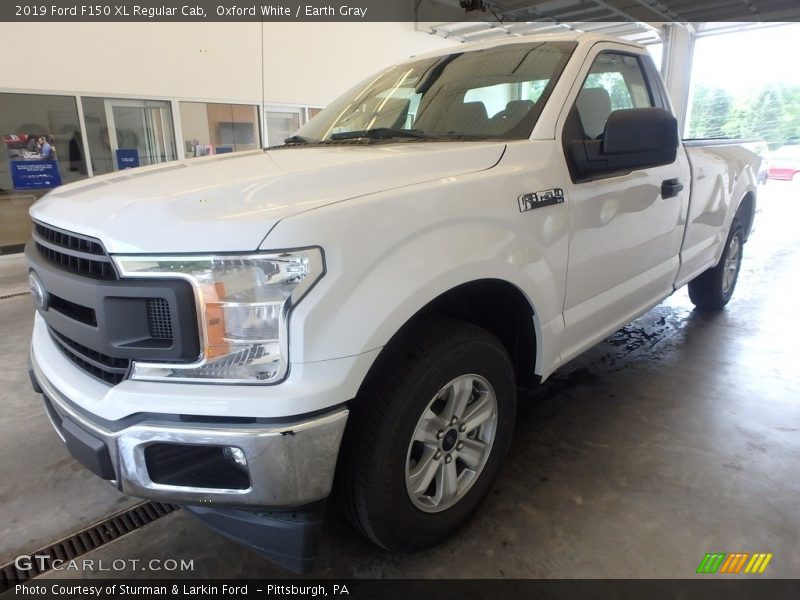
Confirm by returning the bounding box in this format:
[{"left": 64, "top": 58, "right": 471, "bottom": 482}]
[
  {"left": 0, "top": 22, "right": 453, "bottom": 105},
  {"left": 0, "top": 22, "right": 454, "bottom": 252},
  {"left": 260, "top": 22, "right": 454, "bottom": 106}
]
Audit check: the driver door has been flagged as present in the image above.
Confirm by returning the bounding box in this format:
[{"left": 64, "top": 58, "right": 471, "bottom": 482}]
[{"left": 558, "top": 47, "right": 690, "bottom": 363}]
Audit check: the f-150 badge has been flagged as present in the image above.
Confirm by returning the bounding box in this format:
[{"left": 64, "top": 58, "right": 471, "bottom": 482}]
[{"left": 518, "top": 188, "right": 565, "bottom": 212}]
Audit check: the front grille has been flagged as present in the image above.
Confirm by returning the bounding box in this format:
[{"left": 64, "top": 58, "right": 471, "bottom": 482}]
[
  {"left": 33, "top": 222, "right": 116, "bottom": 280},
  {"left": 49, "top": 328, "right": 130, "bottom": 385},
  {"left": 147, "top": 298, "right": 173, "bottom": 340},
  {"left": 29, "top": 222, "right": 199, "bottom": 385},
  {"left": 49, "top": 293, "right": 97, "bottom": 326}
]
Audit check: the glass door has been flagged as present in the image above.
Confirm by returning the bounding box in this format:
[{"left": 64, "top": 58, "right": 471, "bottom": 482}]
[
  {"left": 264, "top": 107, "right": 304, "bottom": 147},
  {"left": 103, "top": 99, "right": 176, "bottom": 170}
]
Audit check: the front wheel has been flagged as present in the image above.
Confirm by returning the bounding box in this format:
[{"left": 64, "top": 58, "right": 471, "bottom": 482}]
[
  {"left": 336, "top": 319, "right": 516, "bottom": 552},
  {"left": 688, "top": 219, "right": 744, "bottom": 310}
]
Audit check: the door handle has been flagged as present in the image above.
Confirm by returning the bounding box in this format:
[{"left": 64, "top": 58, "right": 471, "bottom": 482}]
[{"left": 661, "top": 178, "right": 684, "bottom": 199}]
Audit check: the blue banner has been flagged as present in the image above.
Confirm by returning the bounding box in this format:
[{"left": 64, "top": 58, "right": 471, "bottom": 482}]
[
  {"left": 116, "top": 148, "right": 140, "bottom": 169},
  {"left": 10, "top": 160, "right": 62, "bottom": 190},
  {"left": 215, "top": 146, "right": 233, "bottom": 154}
]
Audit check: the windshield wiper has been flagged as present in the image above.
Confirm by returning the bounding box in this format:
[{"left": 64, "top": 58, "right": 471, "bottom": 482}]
[
  {"left": 330, "top": 128, "right": 437, "bottom": 141},
  {"left": 284, "top": 135, "right": 315, "bottom": 144}
]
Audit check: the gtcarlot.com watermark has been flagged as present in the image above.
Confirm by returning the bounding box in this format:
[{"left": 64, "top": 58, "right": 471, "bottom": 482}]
[{"left": 15, "top": 554, "right": 194, "bottom": 573}]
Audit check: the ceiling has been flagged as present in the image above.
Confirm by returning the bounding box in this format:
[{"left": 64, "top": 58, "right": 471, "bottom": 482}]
[{"left": 426, "top": 0, "right": 800, "bottom": 44}]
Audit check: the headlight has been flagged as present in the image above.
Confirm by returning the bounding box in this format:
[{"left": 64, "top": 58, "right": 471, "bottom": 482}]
[{"left": 114, "top": 249, "right": 324, "bottom": 384}]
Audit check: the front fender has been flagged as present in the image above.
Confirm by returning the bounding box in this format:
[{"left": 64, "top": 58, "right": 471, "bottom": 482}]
[
  {"left": 263, "top": 144, "right": 571, "bottom": 376},
  {"left": 307, "top": 220, "right": 552, "bottom": 365}
]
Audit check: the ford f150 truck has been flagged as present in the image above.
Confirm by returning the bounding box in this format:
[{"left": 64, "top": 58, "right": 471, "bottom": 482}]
[{"left": 26, "top": 33, "right": 758, "bottom": 572}]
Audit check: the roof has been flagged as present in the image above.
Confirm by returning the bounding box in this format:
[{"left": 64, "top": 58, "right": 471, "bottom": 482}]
[{"left": 409, "top": 31, "right": 644, "bottom": 61}]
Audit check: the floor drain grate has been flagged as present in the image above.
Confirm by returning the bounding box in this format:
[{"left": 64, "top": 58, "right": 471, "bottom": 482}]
[
  {"left": 0, "top": 291, "right": 30, "bottom": 301},
  {"left": 0, "top": 501, "right": 178, "bottom": 591}
]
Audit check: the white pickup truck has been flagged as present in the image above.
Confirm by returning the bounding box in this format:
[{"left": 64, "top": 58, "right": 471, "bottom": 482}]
[{"left": 26, "top": 33, "right": 758, "bottom": 572}]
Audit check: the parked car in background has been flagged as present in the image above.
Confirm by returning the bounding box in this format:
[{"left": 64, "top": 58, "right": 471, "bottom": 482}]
[{"left": 768, "top": 145, "right": 800, "bottom": 181}]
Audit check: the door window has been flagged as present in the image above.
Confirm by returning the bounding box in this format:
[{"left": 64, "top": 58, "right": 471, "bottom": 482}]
[{"left": 575, "top": 53, "right": 653, "bottom": 139}]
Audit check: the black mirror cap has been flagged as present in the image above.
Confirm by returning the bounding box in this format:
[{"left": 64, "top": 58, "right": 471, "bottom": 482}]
[{"left": 602, "top": 108, "right": 678, "bottom": 155}]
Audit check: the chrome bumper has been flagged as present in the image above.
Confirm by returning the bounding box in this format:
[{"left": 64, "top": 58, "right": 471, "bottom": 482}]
[{"left": 30, "top": 350, "right": 349, "bottom": 508}]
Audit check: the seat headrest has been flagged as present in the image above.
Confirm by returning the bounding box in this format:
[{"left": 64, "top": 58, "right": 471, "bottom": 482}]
[
  {"left": 576, "top": 87, "right": 613, "bottom": 139},
  {"left": 439, "top": 101, "right": 489, "bottom": 134},
  {"left": 504, "top": 99, "right": 535, "bottom": 114}
]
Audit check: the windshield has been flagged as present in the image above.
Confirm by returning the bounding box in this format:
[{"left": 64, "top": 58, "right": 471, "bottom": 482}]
[{"left": 290, "top": 42, "right": 577, "bottom": 144}]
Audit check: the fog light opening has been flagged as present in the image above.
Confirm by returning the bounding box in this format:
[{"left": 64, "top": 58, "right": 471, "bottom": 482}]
[
  {"left": 144, "top": 443, "right": 250, "bottom": 490},
  {"left": 224, "top": 446, "right": 247, "bottom": 468}
]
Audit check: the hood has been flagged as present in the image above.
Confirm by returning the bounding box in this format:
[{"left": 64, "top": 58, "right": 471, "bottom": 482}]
[{"left": 30, "top": 143, "right": 506, "bottom": 253}]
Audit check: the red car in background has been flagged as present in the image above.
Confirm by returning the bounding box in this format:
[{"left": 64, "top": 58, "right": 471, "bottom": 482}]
[{"left": 768, "top": 145, "right": 800, "bottom": 181}]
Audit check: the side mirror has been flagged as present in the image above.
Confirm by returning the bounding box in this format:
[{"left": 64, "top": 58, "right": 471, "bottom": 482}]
[
  {"left": 567, "top": 107, "right": 679, "bottom": 181},
  {"left": 603, "top": 108, "right": 678, "bottom": 158}
]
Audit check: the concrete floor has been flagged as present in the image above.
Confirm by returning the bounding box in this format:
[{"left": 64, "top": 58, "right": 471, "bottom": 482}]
[
  {"left": 0, "top": 256, "right": 139, "bottom": 567},
  {"left": 2, "top": 181, "right": 799, "bottom": 579}
]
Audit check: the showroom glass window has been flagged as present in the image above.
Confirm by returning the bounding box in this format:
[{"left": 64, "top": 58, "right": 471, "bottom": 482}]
[
  {"left": 0, "top": 93, "right": 88, "bottom": 254},
  {"left": 179, "top": 102, "right": 261, "bottom": 157},
  {"left": 293, "top": 42, "right": 577, "bottom": 142},
  {"left": 81, "top": 97, "right": 177, "bottom": 175},
  {"left": 265, "top": 109, "right": 304, "bottom": 147}
]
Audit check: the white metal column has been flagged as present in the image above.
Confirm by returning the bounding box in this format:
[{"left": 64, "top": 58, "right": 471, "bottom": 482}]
[
  {"left": 74, "top": 96, "right": 94, "bottom": 178},
  {"left": 171, "top": 99, "right": 186, "bottom": 160},
  {"left": 660, "top": 23, "right": 695, "bottom": 135}
]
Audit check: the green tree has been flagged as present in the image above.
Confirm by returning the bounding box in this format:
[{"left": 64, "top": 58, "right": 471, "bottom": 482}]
[
  {"left": 686, "top": 83, "right": 800, "bottom": 150},
  {"left": 749, "top": 85, "right": 786, "bottom": 148},
  {"left": 778, "top": 86, "right": 800, "bottom": 146},
  {"left": 687, "top": 86, "right": 733, "bottom": 139}
]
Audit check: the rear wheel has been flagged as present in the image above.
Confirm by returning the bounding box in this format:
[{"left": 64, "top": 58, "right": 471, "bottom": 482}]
[
  {"left": 337, "top": 318, "right": 516, "bottom": 552},
  {"left": 688, "top": 219, "right": 744, "bottom": 310}
]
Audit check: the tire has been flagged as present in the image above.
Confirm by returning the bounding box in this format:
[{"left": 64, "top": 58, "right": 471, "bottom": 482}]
[
  {"left": 688, "top": 219, "right": 744, "bottom": 310},
  {"left": 336, "top": 318, "right": 516, "bottom": 552}
]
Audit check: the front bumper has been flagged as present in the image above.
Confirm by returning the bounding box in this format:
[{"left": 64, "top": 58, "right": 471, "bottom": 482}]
[{"left": 30, "top": 349, "right": 349, "bottom": 509}]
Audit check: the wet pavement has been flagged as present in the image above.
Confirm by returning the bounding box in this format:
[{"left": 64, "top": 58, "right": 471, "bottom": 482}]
[{"left": 2, "top": 181, "right": 799, "bottom": 579}]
